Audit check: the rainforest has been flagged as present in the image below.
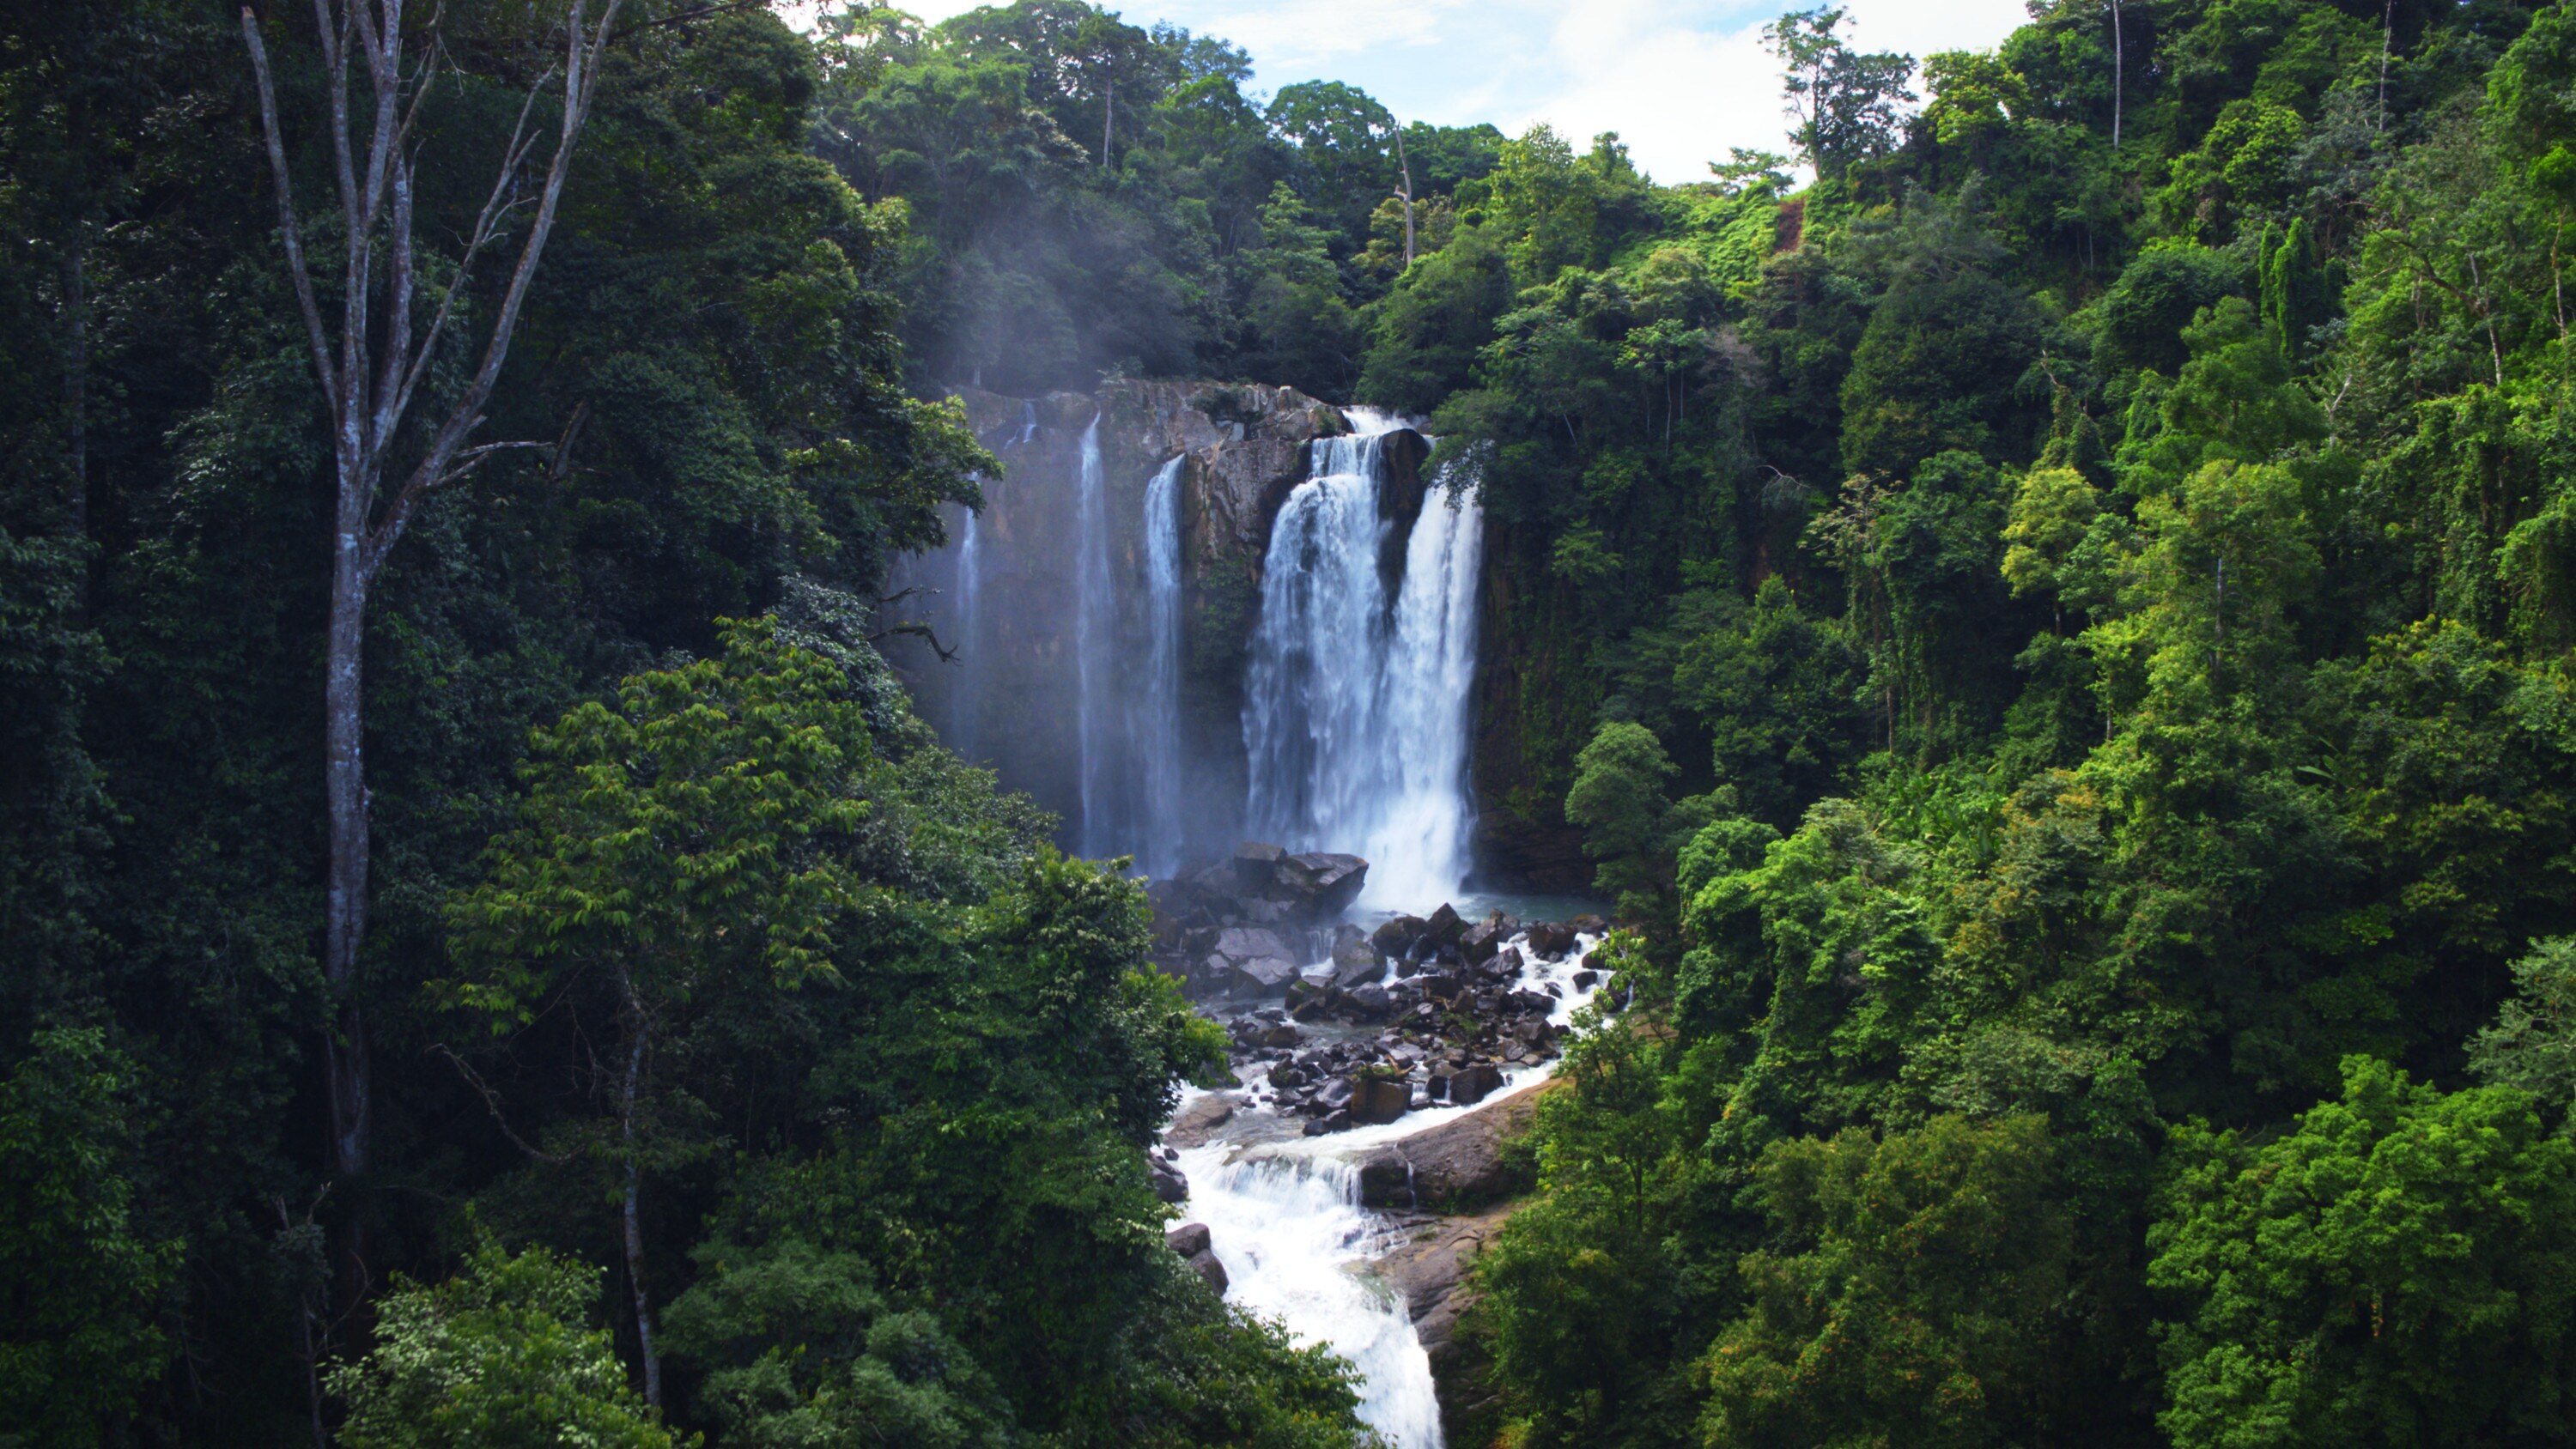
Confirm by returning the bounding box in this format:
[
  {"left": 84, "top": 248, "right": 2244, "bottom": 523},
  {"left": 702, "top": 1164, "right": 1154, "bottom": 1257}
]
[{"left": 9, "top": 1, "right": 2576, "bottom": 1446}]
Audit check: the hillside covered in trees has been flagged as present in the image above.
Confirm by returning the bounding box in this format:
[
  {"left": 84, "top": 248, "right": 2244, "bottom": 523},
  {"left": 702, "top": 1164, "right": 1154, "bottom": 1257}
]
[{"left": 14, "top": 0, "right": 2576, "bottom": 1447}]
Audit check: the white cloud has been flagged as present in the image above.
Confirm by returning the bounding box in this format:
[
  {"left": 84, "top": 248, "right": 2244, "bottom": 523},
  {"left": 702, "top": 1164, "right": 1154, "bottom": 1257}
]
[{"left": 786, "top": 0, "right": 2036, "bottom": 185}]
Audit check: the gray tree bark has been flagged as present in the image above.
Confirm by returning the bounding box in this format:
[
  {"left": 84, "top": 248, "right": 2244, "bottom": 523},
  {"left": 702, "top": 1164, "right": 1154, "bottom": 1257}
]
[{"left": 238, "top": 0, "right": 625, "bottom": 1187}]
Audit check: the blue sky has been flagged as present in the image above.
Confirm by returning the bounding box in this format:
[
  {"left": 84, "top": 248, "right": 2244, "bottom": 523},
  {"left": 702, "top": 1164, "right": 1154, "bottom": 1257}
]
[{"left": 796, "top": 1, "right": 2036, "bottom": 184}]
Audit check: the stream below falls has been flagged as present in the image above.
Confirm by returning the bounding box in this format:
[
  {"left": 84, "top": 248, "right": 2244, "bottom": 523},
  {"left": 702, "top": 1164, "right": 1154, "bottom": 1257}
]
[{"left": 1164, "top": 925, "right": 1607, "bottom": 1449}]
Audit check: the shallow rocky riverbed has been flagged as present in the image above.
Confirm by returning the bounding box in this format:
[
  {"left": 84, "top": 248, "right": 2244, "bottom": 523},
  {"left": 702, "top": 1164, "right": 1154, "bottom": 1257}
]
[{"left": 1142, "top": 846, "right": 1618, "bottom": 1447}]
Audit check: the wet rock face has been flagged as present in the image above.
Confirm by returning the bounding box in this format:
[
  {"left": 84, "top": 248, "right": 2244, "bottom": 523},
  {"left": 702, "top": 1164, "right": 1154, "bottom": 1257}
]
[
  {"left": 1150, "top": 1153, "right": 1189, "bottom": 1204},
  {"left": 1150, "top": 844, "right": 1378, "bottom": 996},
  {"left": 1165, "top": 1222, "right": 1229, "bottom": 1294},
  {"left": 890, "top": 381, "right": 1355, "bottom": 866},
  {"left": 1352, "top": 1081, "right": 1552, "bottom": 1210}
]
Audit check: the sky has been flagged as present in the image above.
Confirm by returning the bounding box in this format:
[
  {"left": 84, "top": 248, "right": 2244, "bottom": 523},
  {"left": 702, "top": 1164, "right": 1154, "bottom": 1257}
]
[{"left": 791, "top": 0, "right": 2036, "bottom": 184}]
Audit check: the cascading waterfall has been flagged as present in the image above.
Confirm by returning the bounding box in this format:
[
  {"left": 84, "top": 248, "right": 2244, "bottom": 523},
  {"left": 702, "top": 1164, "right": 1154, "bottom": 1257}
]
[
  {"left": 951, "top": 403, "right": 1031, "bottom": 765},
  {"left": 1074, "top": 415, "right": 1115, "bottom": 858},
  {"left": 1242, "top": 411, "right": 1485, "bottom": 906},
  {"left": 1130, "top": 455, "right": 1187, "bottom": 875},
  {"left": 1171, "top": 1146, "right": 1446, "bottom": 1448},
  {"left": 951, "top": 509, "right": 982, "bottom": 760}
]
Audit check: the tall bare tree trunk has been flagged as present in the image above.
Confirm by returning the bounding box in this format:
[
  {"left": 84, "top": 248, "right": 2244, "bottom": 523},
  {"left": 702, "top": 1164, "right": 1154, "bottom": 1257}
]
[
  {"left": 1394, "top": 123, "right": 1416, "bottom": 266},
  {"left": 239, "top": 0, "right": 625, "bottom": 1200},
  {"left": 2379, "top": 0, "right": 2394, "bottom": 131},
  {"left": 61, "top": 81, "right": 90, "bottom": 541},
  {"left": 62, "top": 238, "right": 87, "bottom": 536},
  {"left": 2111, "top": 0, "right": 2123, "bottom": 149},
  {"left": 617, "top": 973, "right": 661, "bottom": 1407},
  {"left": 324, "top": 499, "right": 371, "bottom": 1173}
]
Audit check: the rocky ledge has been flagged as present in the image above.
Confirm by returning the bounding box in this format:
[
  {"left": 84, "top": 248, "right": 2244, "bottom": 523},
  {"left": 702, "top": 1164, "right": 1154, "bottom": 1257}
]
[{"left": 1146, "top": 844, "right": 1607, "bottom": 1136}]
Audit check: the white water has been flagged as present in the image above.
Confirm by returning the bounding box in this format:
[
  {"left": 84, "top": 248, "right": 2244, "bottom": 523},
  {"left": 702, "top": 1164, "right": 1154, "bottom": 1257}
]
[
  {"left": 1133, "top": 456, "right": 1187, "bottom": 876},
  {"left": 1242, "top": 411, "right": 1485, "bottom": 906},
  {"left": 1174, "top": 1146, "right": 1446, "bottom": 1447},
  {"left": 1170, "top": 928, "right": 1605, "bottom": 1449},
  {"left": 1074, "top": 415, "right": 1115, "bottom": 858}
]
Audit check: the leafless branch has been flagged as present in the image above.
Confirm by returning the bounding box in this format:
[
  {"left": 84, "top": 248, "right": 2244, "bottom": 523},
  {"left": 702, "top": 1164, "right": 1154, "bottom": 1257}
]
[
  {"left": 238, "top": 10, "right": 337, "bottom": 394},
  {"left": 386, "top": 72, "right": 553, "bottom": 434},
  {"left": 432, "top": 1042, "right": 574, "bottom": 1164},
  {"left": 871, "top": 620, "right": 963, "bottom": 664}
]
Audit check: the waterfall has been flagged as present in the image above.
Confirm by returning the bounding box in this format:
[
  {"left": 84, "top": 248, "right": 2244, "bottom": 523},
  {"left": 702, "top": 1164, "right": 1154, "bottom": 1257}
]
[
  {"left": 1133, "top": 456, "right": 1187, "bottom": 875},
  {"left": 953, "top": 403, "right": 1031, "bottom": 765},
  {"left": 951, "top": 507, "right": 982, "bottom": 761},
  {"left": 1170, "top": 1146, "right": 1446, "bottom": 1448},
  {"left": 1242, "top": 412, "right": 1485, "bottom": 906},
  {"left": 1074, "top": 415, "right": 1115, "bottom": 858}
]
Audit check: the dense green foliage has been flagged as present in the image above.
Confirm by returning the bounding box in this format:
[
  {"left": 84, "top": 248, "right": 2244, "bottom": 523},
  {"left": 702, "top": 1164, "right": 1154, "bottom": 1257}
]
[
  {"left": 23, "top": 0, "right": 2576, "bottom": 1446},
  {"left": 1416, "top": 1, "right": 2576, "bottom": 1446},
  {"left": 808, "top": 0, "right": 1506, "bottom": 397},
  {"left": 0, "top": 3, "right": 1373, "bottom": 1445}
]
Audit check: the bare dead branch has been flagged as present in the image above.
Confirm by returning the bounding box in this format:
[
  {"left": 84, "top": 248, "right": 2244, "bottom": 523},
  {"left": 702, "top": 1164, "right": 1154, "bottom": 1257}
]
[
  {"left": 387, "top": 71, "right": 553, "bottom": 434},
  {"left": 238, "top": 9, "right": 337, "bottom": 394},
  {"left": 431, "top": 1043, "right": 573, "bottom": 1164},
  {"left": 550, "top": 400, "right": 589, "bottom": 484},
  {"left": 384, "top": 0, "right": 625, "bottom": 585},
  {"left": 870, "top": 620, "right": 963, "bottom": 664}
]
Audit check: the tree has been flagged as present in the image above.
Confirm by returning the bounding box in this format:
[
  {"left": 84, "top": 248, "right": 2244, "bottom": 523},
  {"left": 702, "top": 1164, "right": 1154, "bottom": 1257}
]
[
  {"left": 328, "top": 1237, "right": 673, "bottom": 1449},
  {"left": 1763, "top": 8, "right": 1916, "bottom": 180},
  {"left": 2471, "top": 936, "right": 2576, "bottom": 1119},
  {"left": 0, "top": 1028, "right": 178, "bottom": 1449},
  {"left": 2149, "top": 1058, "right": 2576, "bottom": 1449},
  {"left": 237, "top": 0, "right": 626, "bottom": 1191},
  {"left": 1700, "top": 1114, "right": 2070, "bottom": 1449},
  {"left": 1565, "top": 720, "right": 1709, "bottom": 924},
  {"left": 445, "top": 623, "right": 876, "bottom": 1405}
]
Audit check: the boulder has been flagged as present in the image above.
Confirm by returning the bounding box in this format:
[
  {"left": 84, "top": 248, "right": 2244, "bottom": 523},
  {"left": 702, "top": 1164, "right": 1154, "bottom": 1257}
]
[
  {"left": 1211, "top": 926, "right": 1299, "bottom": 997},
  {"left": 1276, "top": 852, "right": 1370, "bottom": 918},
  {"left": 1570, "top": 914, "right": 1607, "bottom": 935},
  {"left": 1354, "top": 1081, "right": 1550, "bottom": 1208},
  {"left": 1350, "top": 1076, "right": 1411, "bottom": 1125},
  {"left": 1232, "top": 841, "right": 1285, "bottom": 890},
  {"left": 1329, "top": 933, "right": 1383, "bottom": 989},
  {"left": 1449, "top": 1064, "right": 1504, "bottom": 1106},
  {"left": 1303, "top": 1107, "right": 1353, "bottom": 1136},
  {"left": 1424, "top": 903, "right": 1465, "bottom": 946},
  {"left": 1372, "top": 915, "right": 1429, "bottom": 955},
  {"left": 1525, "top": 921, "right": 1577, "bottom": 958},
  {"left": 1228, "top": 954, "right": 1300, "bottom": 996},
  {"left": 1166, "top": 1222, "right": 1230, "bottom": 1294},
  {"left": 1149, "top": 1156, "right": 1189, "bottom": 1204},
  {"left": 1571, "top": 968, "right": 1598, "bottom": 990},
  {"left": 1345, "top": 983, "right": 1393, "bottom": 1022},
  {"left": 1163, "top": 1094, "right": 1236, "bottom": 1149},
  {"left": 1458, "top": 919, "right": 1508, "bottom": 965}
]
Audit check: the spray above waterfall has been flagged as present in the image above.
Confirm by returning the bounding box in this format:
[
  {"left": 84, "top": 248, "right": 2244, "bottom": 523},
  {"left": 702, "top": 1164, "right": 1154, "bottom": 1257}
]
[{"left": 1242, "top": 409, "right": 1485, "bottom": 906}]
